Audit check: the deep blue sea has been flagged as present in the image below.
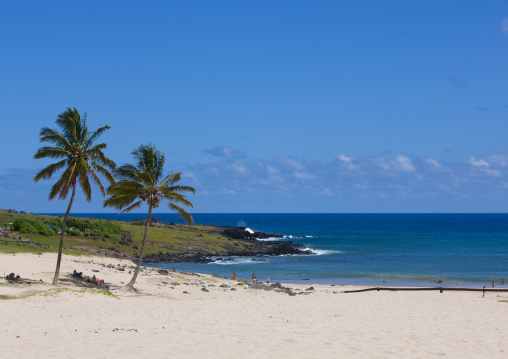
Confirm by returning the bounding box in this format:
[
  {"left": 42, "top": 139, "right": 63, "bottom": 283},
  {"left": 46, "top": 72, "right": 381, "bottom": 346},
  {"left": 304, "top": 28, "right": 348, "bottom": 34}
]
[{"left": 43, "top": 213, "right": 508, "bottom": 287}]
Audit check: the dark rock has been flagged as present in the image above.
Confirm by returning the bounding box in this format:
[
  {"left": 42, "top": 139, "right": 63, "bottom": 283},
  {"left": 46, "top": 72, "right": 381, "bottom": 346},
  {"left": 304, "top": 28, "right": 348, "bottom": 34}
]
[
  {"left": 201, "top": 287, "right": 209, "bottom": 292},
  {"left": 158, "top": 269, "right": 169, "bottom": 275},
  {"left": 118, "top": 231, "right": 132, "bottom": 246},
  {"left": 0, "top": 225, "right": 12, "bottom": 238}
]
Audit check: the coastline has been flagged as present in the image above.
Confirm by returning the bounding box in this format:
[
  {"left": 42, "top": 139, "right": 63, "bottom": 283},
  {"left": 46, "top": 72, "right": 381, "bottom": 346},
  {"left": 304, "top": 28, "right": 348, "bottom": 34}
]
[{"left": 2, "top": 252, "right": 508, "bottom": 358}]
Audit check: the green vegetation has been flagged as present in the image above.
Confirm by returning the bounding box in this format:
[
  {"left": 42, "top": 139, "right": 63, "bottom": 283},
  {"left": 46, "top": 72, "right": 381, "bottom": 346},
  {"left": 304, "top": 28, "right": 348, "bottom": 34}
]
[
  {"left": 8, "top": 217, "right": 122, "bottom": 239},
  {"left": 12, "top": 218, "right": 55, "bottom": 236},
  {"left": 0, "top": 209, "right": 251, "bottom": 260},
  {"left": 104, "top": 144, "right": 195, "bottom": 288},
  {"left": 89, "top": 221, "right": 122, "bottom": 238},
  {"left": 33, "top": 107, "right": 116, "bottom": 285}
]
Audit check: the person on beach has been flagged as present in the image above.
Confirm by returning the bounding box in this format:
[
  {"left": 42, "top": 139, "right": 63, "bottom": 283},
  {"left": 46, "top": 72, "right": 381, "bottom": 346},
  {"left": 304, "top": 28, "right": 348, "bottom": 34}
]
[
  {"left": 502, "top": 279, "right": 505, "bottom": 285},
  {"left": 232, "top": 271, "right": 237, "bottom": 280},
  {"left": 492, "top": 281, "right": 495, "bottom": 288},
  {"left": 252, "top": 273, "right": 257, "bottom": 283},
  {"left": 483, "top": 286, "right": 486, "bottom": 298},
  {"left": 267, "top": 277, "right": 270, "bottom": 284}
]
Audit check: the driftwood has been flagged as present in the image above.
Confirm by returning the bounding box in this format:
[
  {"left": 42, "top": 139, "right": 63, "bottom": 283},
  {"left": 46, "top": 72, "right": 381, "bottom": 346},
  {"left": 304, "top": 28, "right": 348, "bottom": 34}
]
[{"left": 343, "top": 287, "right": 508, "bottom": 294}]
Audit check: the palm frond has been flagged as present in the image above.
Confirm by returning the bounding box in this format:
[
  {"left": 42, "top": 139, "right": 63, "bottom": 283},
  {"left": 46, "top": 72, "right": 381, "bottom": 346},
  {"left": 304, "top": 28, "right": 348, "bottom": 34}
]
[
  {"left": 84, "top": 125, "right": 111, "bottom": 149},
  {"left": 34, "top": 160, "right": 68, "bottom": 182},
  {"left": 161, "top": 191, "right": 194, "bottom": 208},
  {"left": 55, "top": 107, "right": 80, "bottom": 144},
  {"left": 39, "top": 128, "right": 73, "bottom": 150},
  {"left": 85, "top": 162, "right": 107, "bottom": 198},
  {"left": 114, "top": 164, "right": 140, "bottom": 181},
  {"left": 164, "top": 202, "right": 194, "bottom": 224},
  {"left": 33, "top": 146, "right": 70, "bottom": 160},
  {"left": 48, "top": 166, "right": 75, "bottom": 200},
  {"left": 78, "top": 166, "right": 93, "bottom": 202},
  {"left": 157, "top": 172, "right": 180, "bottom": 188},
  {"left": 90, "top": 161, "right": 116, "bottom": 188},
  {"left": 162, "top": 184, "right": 196, "bottom": 194},
  {"left": 119, "top": 200, "right": 144, "bottom": 214}
]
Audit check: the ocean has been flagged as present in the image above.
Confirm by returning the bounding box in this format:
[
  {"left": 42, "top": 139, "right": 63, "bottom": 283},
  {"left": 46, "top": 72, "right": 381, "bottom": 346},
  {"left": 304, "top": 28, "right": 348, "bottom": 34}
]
[{"left": 46, "top": 213, "right": 508, "bottom": 287}]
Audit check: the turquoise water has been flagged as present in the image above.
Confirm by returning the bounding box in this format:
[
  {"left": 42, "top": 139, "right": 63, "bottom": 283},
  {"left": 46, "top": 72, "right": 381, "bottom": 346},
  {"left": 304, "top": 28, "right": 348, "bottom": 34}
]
[{"left": 51, "top": 213, "right": 508, "bottom": 287}]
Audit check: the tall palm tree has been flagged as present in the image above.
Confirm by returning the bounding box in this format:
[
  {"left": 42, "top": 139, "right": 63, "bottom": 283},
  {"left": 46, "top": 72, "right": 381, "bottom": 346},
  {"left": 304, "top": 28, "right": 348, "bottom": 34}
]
[
  {"left": 104, "top": 144, "right": 195, "bottom": 288},
  {"left": 34, "top": 107, "right": 115, "bottom": 285}
]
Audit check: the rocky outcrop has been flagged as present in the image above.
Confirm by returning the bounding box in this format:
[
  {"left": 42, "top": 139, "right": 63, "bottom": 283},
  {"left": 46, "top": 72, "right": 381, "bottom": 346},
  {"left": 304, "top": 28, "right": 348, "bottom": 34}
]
[
  {"left": 140, "top": 226, "right": 313, "bottom": 264},
  {"left": 118, "top": 231, "right": 132, "bottom": 246},
  {"left": 220, "top": 227, "right": 284, "bottom": 240},
  {"left": 0, "top": 225, "right": 12, "bottom": 238}
]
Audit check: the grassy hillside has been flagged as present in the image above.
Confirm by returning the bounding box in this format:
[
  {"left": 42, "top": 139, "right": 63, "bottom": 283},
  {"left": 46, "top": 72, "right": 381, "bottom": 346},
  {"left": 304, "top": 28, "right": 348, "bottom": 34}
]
[{"left": 0, "top": 209, "right": 250, "bottom": 259}]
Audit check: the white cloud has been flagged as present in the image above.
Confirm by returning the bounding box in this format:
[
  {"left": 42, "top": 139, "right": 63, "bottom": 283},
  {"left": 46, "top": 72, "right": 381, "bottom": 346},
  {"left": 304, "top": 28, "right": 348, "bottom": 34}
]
[
  {"left": 373, "top": 155, "right": 415, "bottom": 172},
  {"left": 232, "top": 162, "right": 249, "bottom": 174},
  {"left": 467, "top": 157, "right": 489, "bottom": 169},
  {"left": 277, "top": 156, "right": 305, "bottom": 170},
  {"left": 266, "top": 166, "right": 279, "bottom": 175},
  {"left": 503, "top": 18, "right": 508, "bottom": 35},
  {"left": 174, "top": 151, "right": 508, "bottom": 212},
  {"left": 294, "top": 171, "right": 316, "bottom": 180},
  {"left": 204, "top": 146, "right": 247, "bottom": 159},
  {"left": 485, "top": 154, "right": 508, "bottom": 167},
  {"left": 393, "top": 155, "right": 415, "bottom": 172},
  {"left": 318, "top": 187, "right": 334, "bottom": 196},
  {"left": 467, "top": 157, "right": 501, "bottom": 177},
  {"left": 181, "top": 171, "right": 201, "bottom": 186},
  {"left": 337, "top": 154, "right": 359, "bottom": 170},
  {"left": 424, "top": 158, "right": 443, "bottom": 170},
  {"left": 337, "top": 154, "right": 354, "bottom": 163}
]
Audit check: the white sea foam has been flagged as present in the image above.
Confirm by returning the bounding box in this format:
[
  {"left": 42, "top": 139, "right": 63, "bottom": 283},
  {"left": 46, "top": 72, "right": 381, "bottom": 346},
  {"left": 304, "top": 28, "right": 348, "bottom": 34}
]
[
  {"left": 257, "top": 235, "right": 311, "bottom": 241},
  {"left": 256, "top": 237, "right": 282, "bottom": 241},
  {"left": 210, "top": 257, "right": 267, "bottom": 265},
  {"left": 305, "top": 248, "right": 342, "bottom": 256},
  {"left": 245, "top": 228, "right": 255, "bottom": 234}
]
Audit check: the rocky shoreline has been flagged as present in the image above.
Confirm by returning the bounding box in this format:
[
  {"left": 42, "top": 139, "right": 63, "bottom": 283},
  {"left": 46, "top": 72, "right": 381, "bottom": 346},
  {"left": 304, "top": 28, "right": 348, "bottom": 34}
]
[{"left": 141, "top": 225, "right": 315, "bottom": 264}]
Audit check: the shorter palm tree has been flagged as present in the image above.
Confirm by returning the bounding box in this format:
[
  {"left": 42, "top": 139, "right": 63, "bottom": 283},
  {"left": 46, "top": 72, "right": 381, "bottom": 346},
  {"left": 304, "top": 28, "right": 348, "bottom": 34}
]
[{"left": 104, "top": 144, "right": 195, "bottom": 288}]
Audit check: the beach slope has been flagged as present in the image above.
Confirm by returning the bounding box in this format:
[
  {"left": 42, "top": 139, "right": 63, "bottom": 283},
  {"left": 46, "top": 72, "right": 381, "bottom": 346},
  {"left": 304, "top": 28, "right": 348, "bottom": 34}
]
[{"left": 1, "top": 253, "right": 507, "bottom": 358}]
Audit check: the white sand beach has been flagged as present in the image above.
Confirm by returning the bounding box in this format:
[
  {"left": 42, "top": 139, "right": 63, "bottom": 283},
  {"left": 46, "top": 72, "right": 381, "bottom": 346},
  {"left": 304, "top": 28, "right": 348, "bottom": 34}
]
[{"left": 1, "top": 252, "right": 507, "bottom": 359}]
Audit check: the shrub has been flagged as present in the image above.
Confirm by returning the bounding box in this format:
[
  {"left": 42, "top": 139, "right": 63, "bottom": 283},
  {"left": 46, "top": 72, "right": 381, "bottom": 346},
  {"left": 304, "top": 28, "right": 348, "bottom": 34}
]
[
  {"left": 66, "top": 217, "right": 91, "bottom": 231},
  {"left": 65, "top": 229, "right": 82, "bottom": 236},
  {"left": 45, "top": 217, "right": 62, "bottom": 229},
  {"left": 12, "top": 218, "right": 54, "bottom": 237},
  {"left": 89, "top": 221, "right": 122, "bottom": 238}
]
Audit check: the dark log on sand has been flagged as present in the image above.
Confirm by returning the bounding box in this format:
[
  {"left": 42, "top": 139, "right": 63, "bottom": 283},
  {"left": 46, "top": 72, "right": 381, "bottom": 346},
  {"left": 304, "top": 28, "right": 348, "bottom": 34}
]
[{"left": 343, "top": 287, "right": 508, "bottom": 294}]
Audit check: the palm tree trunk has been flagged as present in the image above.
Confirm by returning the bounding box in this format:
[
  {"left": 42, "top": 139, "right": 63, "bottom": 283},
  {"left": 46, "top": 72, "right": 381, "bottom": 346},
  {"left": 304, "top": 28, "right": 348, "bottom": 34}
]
[
  {"left": 52, "top": 185, "right": 76, "bottom": 285},
  {"left": 127, "top": 204, "right": 153, "bottom": 287}
]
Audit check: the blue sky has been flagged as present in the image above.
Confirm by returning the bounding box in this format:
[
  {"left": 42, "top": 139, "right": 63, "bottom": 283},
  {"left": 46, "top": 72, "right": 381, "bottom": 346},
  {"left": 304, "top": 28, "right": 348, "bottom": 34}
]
[{"left": 1, "top": 1, "right": 507, "bottom": 213}]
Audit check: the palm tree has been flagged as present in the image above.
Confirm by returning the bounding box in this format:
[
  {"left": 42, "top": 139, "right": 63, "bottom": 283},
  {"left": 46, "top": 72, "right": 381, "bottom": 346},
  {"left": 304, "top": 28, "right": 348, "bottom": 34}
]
[
  {"left": 34, "top": 107, "right": 115, "bottom": 285},
  {"left": 104, "top": 144, "right": 195, "bottom": 288}
]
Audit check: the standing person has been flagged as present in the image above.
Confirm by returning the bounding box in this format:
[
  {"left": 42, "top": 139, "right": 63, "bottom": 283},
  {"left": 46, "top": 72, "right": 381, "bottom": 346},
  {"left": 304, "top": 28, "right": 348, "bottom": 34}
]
[
  {"left": 232, "top": 271, "right": 237, "bottom": 280},
  {"left": 482, "top": 286, "right": 486, "bottom": 298},
  {"left": 502, "top": 279, "right": 505, "bottom": 285},
  {"left": 267, "top": 277, "right": 270, "bottom": 284},
  {"left": 252, "top": 273, "right": 257, "bottom": 283},
  {"left": 492, "top": 281, "right": 495, "bottom": 288}
]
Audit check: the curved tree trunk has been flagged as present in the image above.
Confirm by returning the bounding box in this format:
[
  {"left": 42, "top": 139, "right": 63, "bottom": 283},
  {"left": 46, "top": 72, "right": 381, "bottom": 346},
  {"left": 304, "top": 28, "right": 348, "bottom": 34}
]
[
  {"left": 127, "top": 204, "right": 153, "bottom": 287},
  {"left": 52, "top": 185, "right": 76, "bottom": 285}
]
